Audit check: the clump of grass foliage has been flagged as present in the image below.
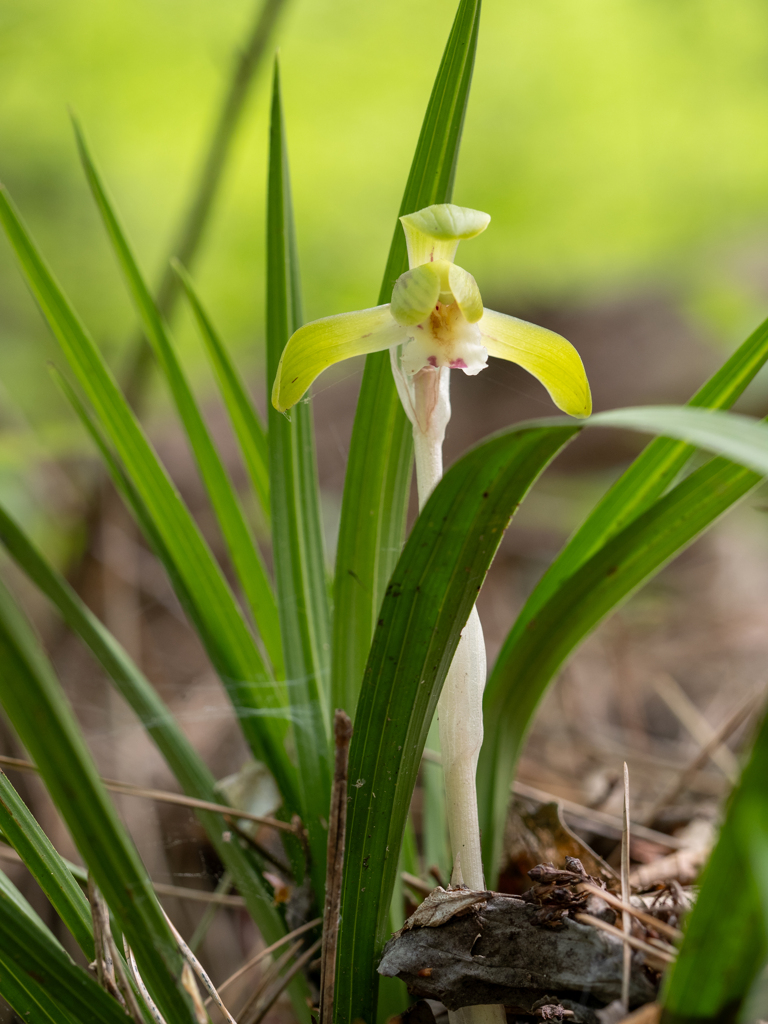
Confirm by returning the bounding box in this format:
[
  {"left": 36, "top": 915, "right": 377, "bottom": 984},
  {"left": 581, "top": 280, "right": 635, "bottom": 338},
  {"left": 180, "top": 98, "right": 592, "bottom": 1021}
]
[{"left": 1, "top": 1, "right": 768, "bottom": 1022}]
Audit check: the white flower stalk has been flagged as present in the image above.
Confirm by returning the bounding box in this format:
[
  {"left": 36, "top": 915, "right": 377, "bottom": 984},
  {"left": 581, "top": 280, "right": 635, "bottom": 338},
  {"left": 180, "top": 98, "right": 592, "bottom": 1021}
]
[{"left": 272, "top": 203, "right": 592, "bottom": 1022}]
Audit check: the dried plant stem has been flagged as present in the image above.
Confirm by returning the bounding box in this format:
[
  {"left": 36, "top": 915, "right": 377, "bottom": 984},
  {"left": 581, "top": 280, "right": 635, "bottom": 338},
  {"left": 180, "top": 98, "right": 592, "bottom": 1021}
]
[
  {"left": 574, "top": 913, "right": 676, "bottom": 965},
  {"left": 124, "top": 938, "right": 167, "bottom": 1024},
  {"left": 320, "top": 709, "right": 352, "bottom": 1023},
  {"left": 621, "top": 763, "right": 631, "bottom": 1010},
  {"left": 162, "top": 909, "right": 237, "bottom": 1024},
  {"left": 237, "top": 937, "right": 305, "bottom": 1021},
  {"left": 242, "top": 937, "right": 322, "bottom": 1024},
  {"left": 408, "top": 367, "right": 505, "bottom": 1024},
  {"left": 205, "top": 917, "right": 322, "bottom": 1006},
  {"left": 575, "top": 882, "right": 682, "bottom": 942},
  {"left": 0, "top": 754, "right": 297, "bottom": 831}
]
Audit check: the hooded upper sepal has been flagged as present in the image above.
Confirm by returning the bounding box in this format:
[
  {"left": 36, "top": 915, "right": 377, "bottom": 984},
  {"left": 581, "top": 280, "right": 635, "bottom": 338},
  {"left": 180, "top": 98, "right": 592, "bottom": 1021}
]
[
  {"left": 478, "top": 308, "right": 592, "bottom": 418},
  {"left": 399, "top": 203, "right": 491, "bottom": 268},
  {"left": 271, "top": 304, "right": 406, "bottom": 412}
]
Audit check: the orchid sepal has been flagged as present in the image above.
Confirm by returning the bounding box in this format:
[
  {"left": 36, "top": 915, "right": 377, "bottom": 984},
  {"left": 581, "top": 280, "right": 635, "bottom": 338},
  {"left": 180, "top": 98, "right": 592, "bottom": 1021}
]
[
  {"left": 271, "top": 304, "right": 404, "bottom": 413},
  {"left": 478, "top": 308, "right": 592, "bottom": 418},
  {"left": 400, "top": 203, "right": 491, "bottom": 267}
]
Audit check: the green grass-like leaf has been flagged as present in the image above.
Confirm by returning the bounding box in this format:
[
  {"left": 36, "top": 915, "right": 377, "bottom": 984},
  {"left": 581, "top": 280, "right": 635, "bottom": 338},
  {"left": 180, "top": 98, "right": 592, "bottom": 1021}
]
[
  {"left": 173, "top": 258, "right": 271, "bottom": 526},
  {"left": 266, "top": 61, "right": 333, "bottom": 900},
  {"left": 479, "top": 314, "right": 768, "bottom": 883},
  {"left": 0, "top": 498, "right": 314, "bottom": 1022},
  {"left": 337, "top": 403, "right": 768, "bottom": 1022},
  {"left": 0, "top": 185, "right": 300, "bottom": 814},
  {"left": 0, "top": 770, "right": 94, "bottom": 959},
  {"left": 0, "top": 577, "right": 195, "bottom": 1023},
  {"left": 331, "top": 0, "right": 482, "bottom": 721},
  {"left": 0, "top": 867, "right": 123, "bottom": 1024},
  {"left": 335, "top": 421, "right": 580, "bottom": 1024},
  {"left": 661, "top": 703, "right": 768, "bottom": 1021},
  {"left": 73, "top": 119, "right": 284, "bottom": 679}
]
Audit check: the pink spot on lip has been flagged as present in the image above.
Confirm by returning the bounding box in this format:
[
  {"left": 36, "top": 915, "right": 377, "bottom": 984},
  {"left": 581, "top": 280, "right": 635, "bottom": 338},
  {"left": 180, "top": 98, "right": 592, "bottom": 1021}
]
[
  {"left": 449, "top": 358, "right": 468, "bottom": 369},
  {"left": 427, "top": 356, "right": 438, "bottom": 367}
]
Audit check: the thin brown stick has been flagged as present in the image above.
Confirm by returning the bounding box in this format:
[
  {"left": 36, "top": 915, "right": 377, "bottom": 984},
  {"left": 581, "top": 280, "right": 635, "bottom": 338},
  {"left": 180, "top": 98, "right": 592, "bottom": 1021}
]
[
  {"left": 88, "top": 875, "right": 121, "bottom": 1001},
  {"left": 151, "top": 882, "right": 245, "bottom": 908},
  {"left": 221, "top": 815, "right": 294, "bottom": 872},
  {"left": 402, "top": 871, "right": 433, "bottom": 897},
  {"left": 0, "top": 842, "right": 246, "bottom": 907},
  {"left": 511, "top": 780, "right": 684, "bottom": 850},
  {"left": 181, "top": 963, "right": 207, "bottom": 1024},
  {"left": 204, "top": 917, "right": 321, "bottom": 1006},
  {"left": 107, "top": 930, "right": 146, "bottom": 1024},
  {"left": 245, "top": 937, "right": 322, "bottom": 1024},
  {"left": 574, "top": 913, "right": 676, "bottom": 964},
  {"left": 643, "top": 690, "right": 761, "bottom": 826},
  {"left": 320, "top": 709, "right": 352, "bottom": 1024},
  {"left": 621, "top": 764, "right": 631, "bottom": 1011},
  {"left": 123, "top": 938, "right": 166, "bottom": 1024},
  {"left": 575, "top": 883, "right": 682, "bottom": 942},
  {"left": 652, "top": 673, "right": 738, "bottom": 781},
  {"left": 237, "top": 938, "right": 304, "bottom": 1022},
  {"left": 162, "top": 909, "right": 237, "bottom": 1024},
  {"left": 0, "top": 755, "right": 296, "bottom": 832}
]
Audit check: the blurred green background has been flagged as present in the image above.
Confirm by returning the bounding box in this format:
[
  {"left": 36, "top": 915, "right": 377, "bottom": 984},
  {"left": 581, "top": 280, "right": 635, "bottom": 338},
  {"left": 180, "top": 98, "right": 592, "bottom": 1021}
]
[{"left": 3, "top": 0, "right": 768, "bottom": 514}]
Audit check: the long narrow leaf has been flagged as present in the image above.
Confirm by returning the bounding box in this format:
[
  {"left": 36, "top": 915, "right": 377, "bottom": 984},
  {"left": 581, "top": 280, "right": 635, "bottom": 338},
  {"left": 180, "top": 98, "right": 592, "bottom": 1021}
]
[
  {"left": 478, "top": 402, "right": 768, "bottom": 883},
  {"left": 0, "top": 500, "right": 313, "bottom": 1022},
  {"left": 476, "top": 317, "right": 768, "bottom": 884},
  {"left": 0, "top": 868, "right": 124, "bottom": 1024},
  {"left": 0, "top": 186, "right": 300, "bottom": 813},
  {"left": 0, "top": 770, "right": 93, "bottom": 958},
  {"left": 266, "top": 62, "right": 332, "bottom": 900},
  {"left": 73, "top": 120, "right": 283, "bottom": 678},
  {"left": 335, "top": 422, "right": 580, "bottom": 1024},
  {"left": 173, "top": 259, "right": 271, "bottom": 525},
  {"left": 331, "top": 0, "right": 482, "bottom": 720},
  {"left": 336, "top": 404, "right": 768, "bottom": 1023},
  {"left": 0, "top": 946, "right": 80, "bottom": 1024},
  {"left": 0, "top": 579, "right": 196, "bottom": 1023},
  {"left": 661, "top": 703, "right": 768, "bottom": 1021},
  {"left": 519, "top": 313, "right": 768, "bottom": 624}
]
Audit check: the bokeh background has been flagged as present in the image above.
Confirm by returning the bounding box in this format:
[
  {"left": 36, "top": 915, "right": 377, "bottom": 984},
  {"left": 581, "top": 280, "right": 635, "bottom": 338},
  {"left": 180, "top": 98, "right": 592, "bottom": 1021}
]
[{"left": 3, "top": 0, "right": 768, "bottom": 1014}]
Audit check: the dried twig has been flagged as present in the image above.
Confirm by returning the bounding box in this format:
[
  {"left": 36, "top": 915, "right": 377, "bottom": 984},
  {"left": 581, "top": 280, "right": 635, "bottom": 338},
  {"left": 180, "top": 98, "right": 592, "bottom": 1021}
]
[
  {"left": 511, "top": 780, "right": 684, "bottom": 850},
  {"left": 151, "top": 881, "right": 245, "bottom": 908},
  {"left": 204, "top": 917, "right": 322, "bottom": 1006},
  {"left": 237, "top": 938, "right": 304, "bottom": 1022},
  {"left": 575, "top": 883, "right": 682, "bottom": 942},
  {"left": 108, "top": 931, "right": 146, "bottom": 1024},
  {"left": 0, "top": 842, "right": 246, "bottom": 908},
  {"left": 652, "top": 674, "right": 738, "bottom": 781},
  {"left": 244, "top": 936, "right": 322, "bottom": 1024},
  {"left": 181, "top": 962, "right": 207, "bottom": 1024},
  {"left": 123, "top": 938, "right": 167, "bottom": 1024},
  {"left": 402, "top": 871, "right": 434, "bottom": 897},
  {"left": 88, "top": 876, "right": 128, "bottom": 1008},
  {"left": 0, "top": 755, "right": 297, "bottom": 832},
  {"left": 621, "top": 764, "right": 631, "bottom": 1011},
  {"left": 574, "top": 913, "right": 676, "bottom": 964},
  {"left": 320, "top": 709, "right": 352, "bottom": 1024},
  {"left": 162, "top": 909, "right": 237, "bottom": 1024},
  {"left": 643, "top": 690, "right": 761, "bottom": 826}
]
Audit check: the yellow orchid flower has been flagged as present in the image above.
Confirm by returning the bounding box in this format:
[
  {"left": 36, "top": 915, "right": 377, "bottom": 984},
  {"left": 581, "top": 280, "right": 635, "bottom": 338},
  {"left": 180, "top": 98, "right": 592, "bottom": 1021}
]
[{"left": 271, "top": 203, "right": 592, "bottom": 419}]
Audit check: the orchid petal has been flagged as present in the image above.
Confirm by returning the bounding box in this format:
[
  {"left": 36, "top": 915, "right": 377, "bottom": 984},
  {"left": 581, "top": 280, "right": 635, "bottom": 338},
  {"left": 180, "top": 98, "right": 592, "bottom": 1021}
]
[
  {"left": 448, "top": 263, "right": 483, "bottom": 323},
  {"left": 391, "top": 263, "right": 441, "bottom": 326},
  {"left": 272, "top": 305, "right": 405, "bottom": 412},
  {"left": 400, "top": 203, "right": 491, "bottom": 267},
  {"left": 478, "top": 308, "right": 592, "bottom": 418}
]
